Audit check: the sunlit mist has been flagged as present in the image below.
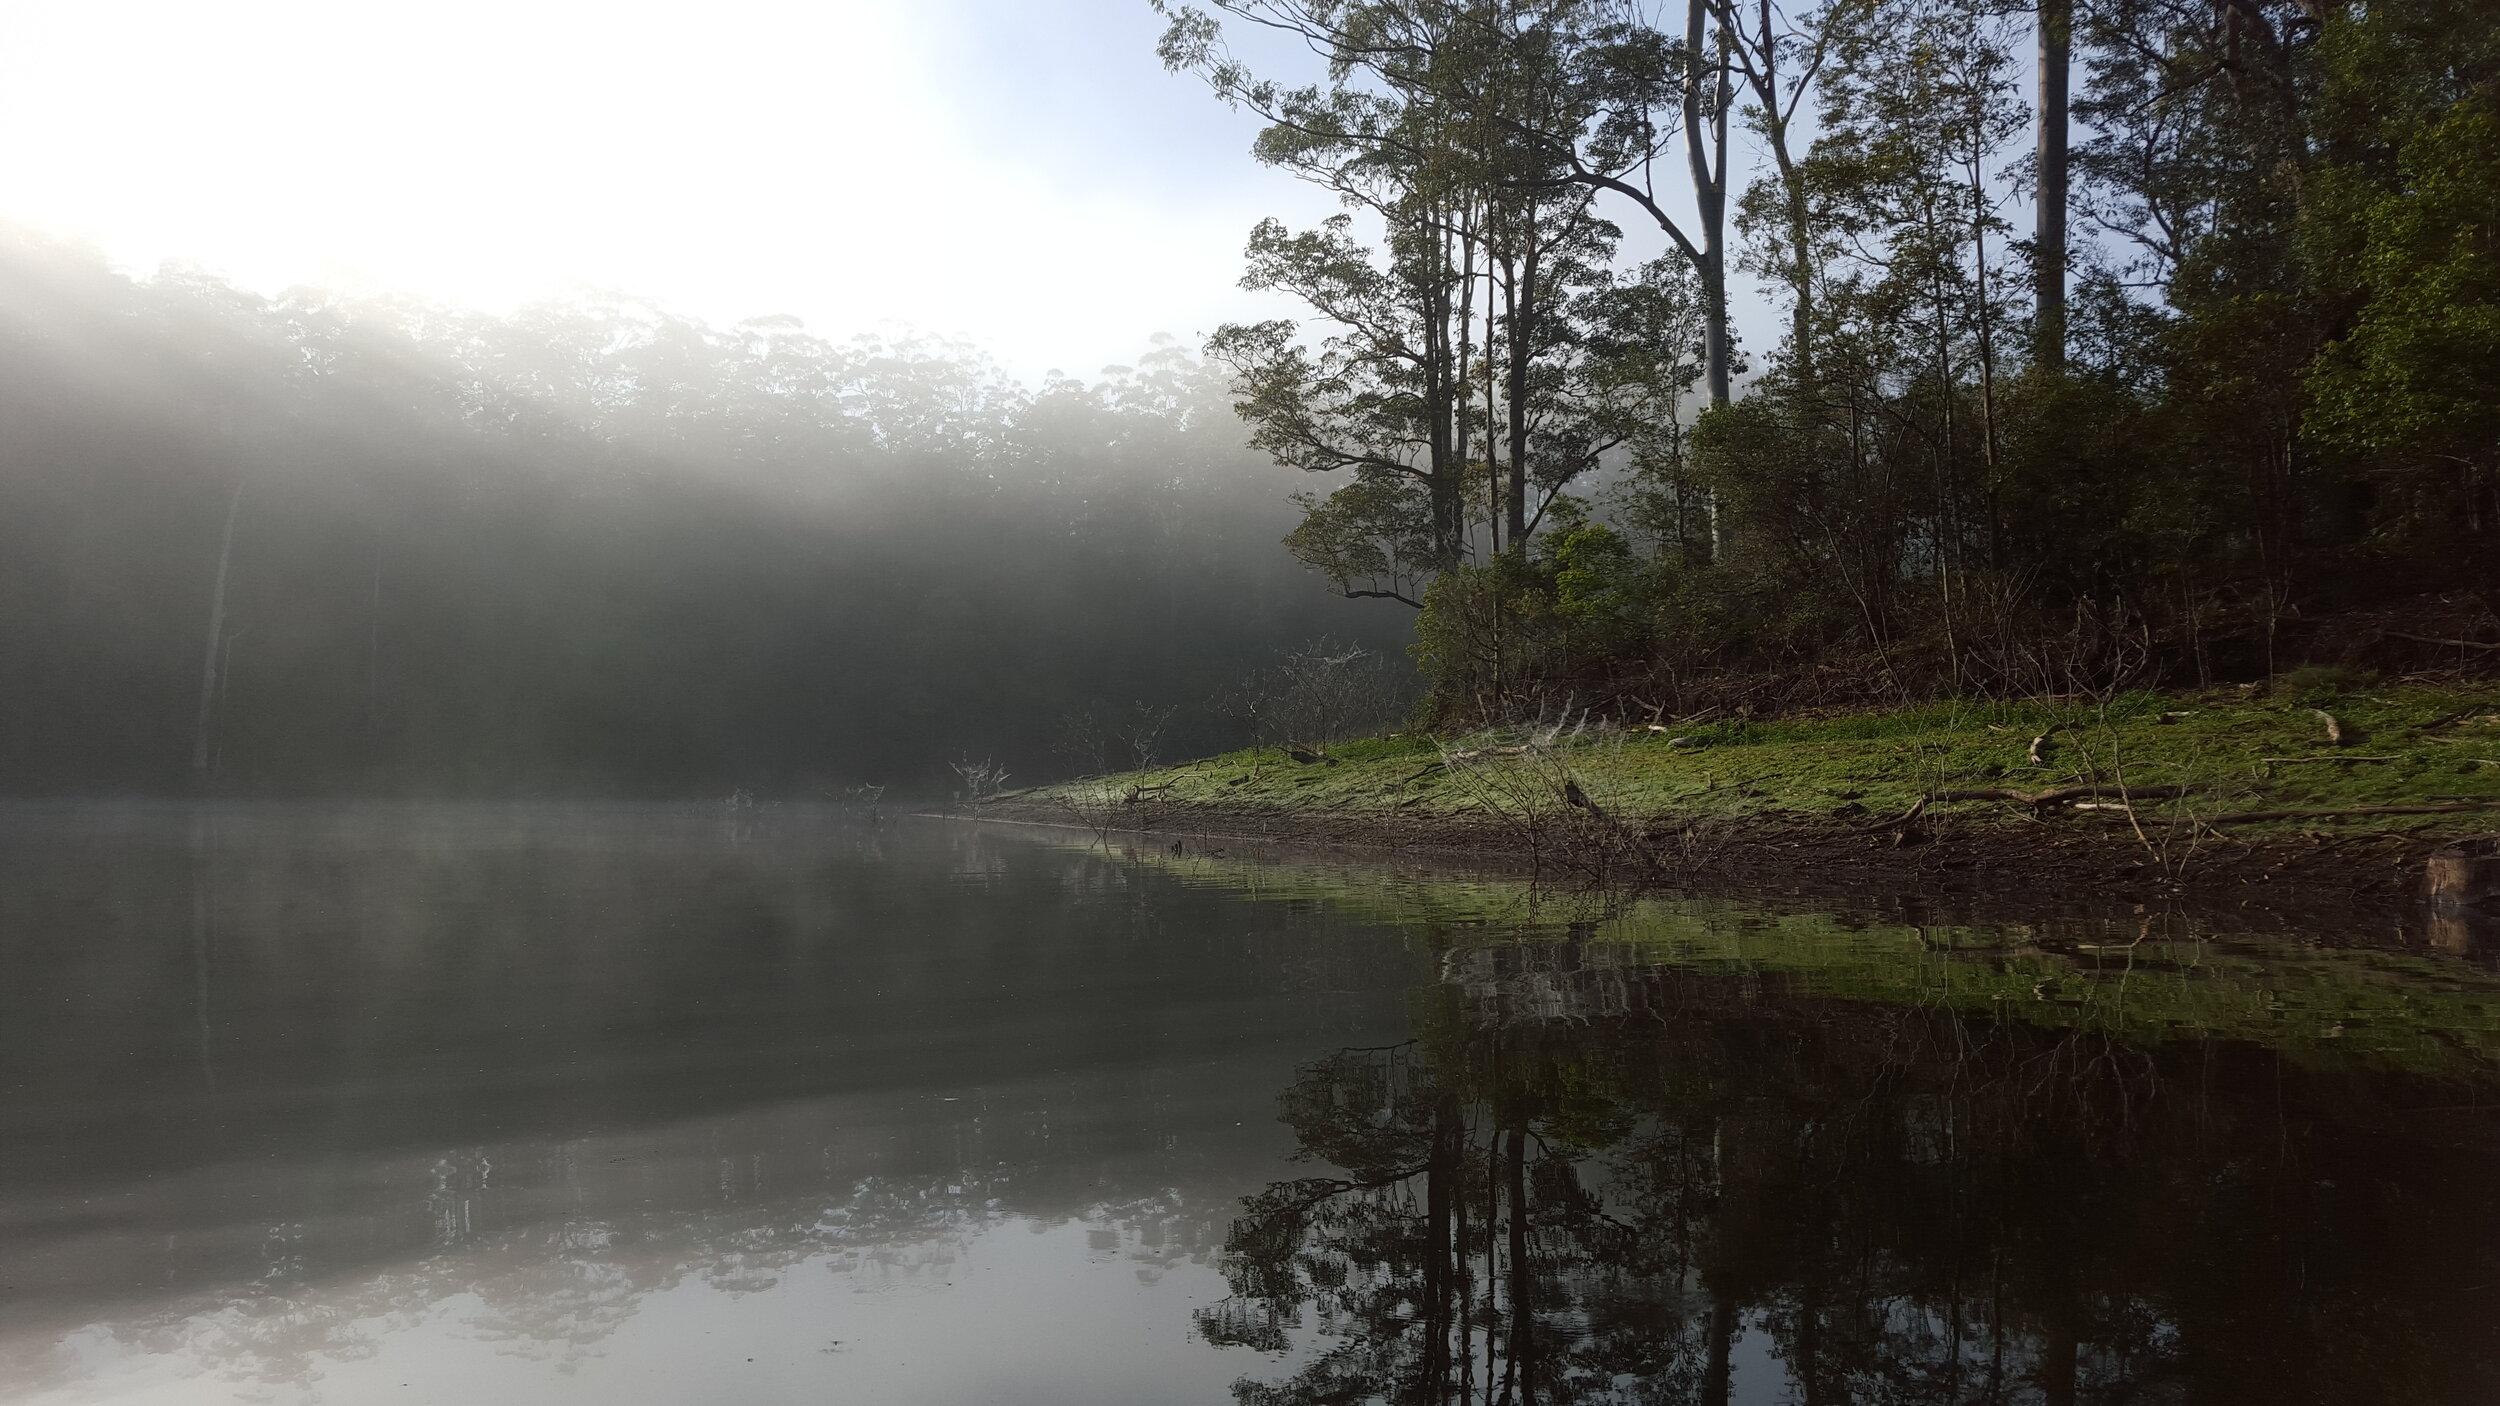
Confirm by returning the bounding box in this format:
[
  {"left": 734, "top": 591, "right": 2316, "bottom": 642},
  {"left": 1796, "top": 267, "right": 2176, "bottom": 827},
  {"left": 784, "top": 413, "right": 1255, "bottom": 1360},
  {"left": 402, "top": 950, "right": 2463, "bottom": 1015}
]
[{"left": 0, "top": 0, "right": 1324, "bottom": 377}]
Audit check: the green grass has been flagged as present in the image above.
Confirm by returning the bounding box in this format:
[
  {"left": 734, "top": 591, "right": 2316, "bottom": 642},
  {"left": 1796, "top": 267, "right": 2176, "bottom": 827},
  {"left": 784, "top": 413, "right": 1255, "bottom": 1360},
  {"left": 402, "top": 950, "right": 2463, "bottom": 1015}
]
[{"left": 1033, "top": 682, "right": 2500, "bottom": 840}]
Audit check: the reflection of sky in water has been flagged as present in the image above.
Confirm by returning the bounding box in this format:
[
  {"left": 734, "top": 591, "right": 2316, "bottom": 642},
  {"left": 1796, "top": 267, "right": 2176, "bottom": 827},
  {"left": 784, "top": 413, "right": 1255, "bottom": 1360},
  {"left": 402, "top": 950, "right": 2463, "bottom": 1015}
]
[
  {"left": 0, "top": 807, "right": 1414, "bottom": 1405},
  {"left": 0, "top": 1072, "right": 1327, "bottom": 1405},
  {"left": 22, "top": 1212, "right": 1257, "bottom": 1406}
]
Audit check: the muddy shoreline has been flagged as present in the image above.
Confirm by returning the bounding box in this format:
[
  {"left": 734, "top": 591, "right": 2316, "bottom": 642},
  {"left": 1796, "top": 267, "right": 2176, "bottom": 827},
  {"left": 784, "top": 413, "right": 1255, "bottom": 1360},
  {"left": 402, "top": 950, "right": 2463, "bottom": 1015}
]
[{"left": 964, "top": 796, "right": 2482, "bottom": 940}]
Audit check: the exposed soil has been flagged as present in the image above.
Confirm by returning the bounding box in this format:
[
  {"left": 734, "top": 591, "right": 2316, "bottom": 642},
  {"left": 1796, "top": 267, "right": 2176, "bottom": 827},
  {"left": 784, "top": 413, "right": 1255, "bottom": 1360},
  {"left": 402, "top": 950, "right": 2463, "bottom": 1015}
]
[{"left": 966, "top": 794, "right": 2480, "bottom": 937}]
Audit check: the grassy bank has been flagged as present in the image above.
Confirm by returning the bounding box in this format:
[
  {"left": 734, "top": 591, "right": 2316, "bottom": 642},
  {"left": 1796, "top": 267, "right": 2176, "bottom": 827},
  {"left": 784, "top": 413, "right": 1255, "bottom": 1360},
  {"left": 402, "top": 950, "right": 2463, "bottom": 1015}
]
[{"left": 994, "top": 681, "right": 2500, "bottom": 897}]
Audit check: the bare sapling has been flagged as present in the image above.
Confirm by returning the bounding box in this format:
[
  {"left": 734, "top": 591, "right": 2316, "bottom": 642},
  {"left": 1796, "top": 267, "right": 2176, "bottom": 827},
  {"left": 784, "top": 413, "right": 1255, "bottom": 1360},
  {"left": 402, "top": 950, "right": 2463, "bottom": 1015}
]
[
  {"left": 950, "top": 756, "right": 1011, "bottom": 806},
  {"left": 1055, "top": 781, "right": 1129, "bottom": 848},
  {"left": 1437, "top": 711, "right": 1669, "bottom": 893}
]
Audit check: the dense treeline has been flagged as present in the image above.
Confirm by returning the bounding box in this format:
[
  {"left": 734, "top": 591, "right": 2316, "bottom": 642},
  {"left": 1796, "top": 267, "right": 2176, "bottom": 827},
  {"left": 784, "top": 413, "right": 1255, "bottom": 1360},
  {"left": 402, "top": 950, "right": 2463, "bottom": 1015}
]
[
  {"left": 1160, "top": 0, "right": 2500, "bottom": 721},
  {"left": 0, "top": 236, "right": 1403, "bottom": 796}
]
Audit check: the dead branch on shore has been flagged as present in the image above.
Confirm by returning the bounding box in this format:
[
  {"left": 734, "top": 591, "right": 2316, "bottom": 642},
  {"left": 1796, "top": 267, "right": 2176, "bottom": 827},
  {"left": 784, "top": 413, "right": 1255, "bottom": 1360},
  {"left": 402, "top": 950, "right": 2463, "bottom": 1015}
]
[
  {"left": 2260, "top": 755, "right": 2396, "bottom": 774},
  {"left": 1852, "top": 797, "right": 1929, "bottom": 834},
  {"left": 2381, "top": 630, "right": 2500, "bottom": 652},
  {"left": 2312, "top": 708, "right": 2345, "bottom": 746},
  {"left": 2028, "top": 723, "right": 2069, "bottom": 765},
  {"left": 2144, "top": 800, "right": 2499, "bottom": 826},
  {"left": 1926, "top": 784, "right": 2188, "bottom": 806}
]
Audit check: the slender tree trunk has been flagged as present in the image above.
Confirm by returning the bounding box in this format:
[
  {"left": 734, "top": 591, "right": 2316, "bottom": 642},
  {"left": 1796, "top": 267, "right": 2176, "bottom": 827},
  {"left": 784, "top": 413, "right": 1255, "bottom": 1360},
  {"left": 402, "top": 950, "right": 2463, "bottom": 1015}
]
[
  {"left": 1972, "top": 164, "right": 2005, "bottom": 568},
  {"left": 2035, "top": 0, "right": 2071, "bottom": 370},
  {"left": 1424, "top": 1091, "right": 1465, "bottom": 1398},
  {"left": 1744, "top": 0, "right": 1815, "bottom": 381},
  {"left": 191, "top": 477, "right": 243, "bottom": 773},
  {"left": 1456, "top": 206, "right": 1478, "bottom": 554},
  {"left": 1701, "top": 1285, "right": 1737, "bottom": 1406},
  {"left": 1505, "top": 1125, "right": 1534, "bottom": 1405},
  {"left": 1797, "top": 1284, "right": 1825, "bottom": 1406},
  {"left": 1688, "top": 0, "right": 1733, "bottom": 406},
  {"left": 1488, "top": 251, "right": 1505, "bottom": 557},
  {"left": 1428, "top": 205, "right": 1465, "bottom": 566},
  {"left": 2041, "top": 1322, "right": 2079, "bottom": 1406},
  {"left": 1505, "top": 243, "right": 1536, "bottom": 550}
]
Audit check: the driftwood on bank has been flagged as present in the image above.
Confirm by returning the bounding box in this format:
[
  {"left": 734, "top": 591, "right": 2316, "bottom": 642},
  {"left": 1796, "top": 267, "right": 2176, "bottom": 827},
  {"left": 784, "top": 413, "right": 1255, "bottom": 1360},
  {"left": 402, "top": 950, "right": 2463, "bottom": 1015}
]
[
  {"left": 1927, "top": 784, "right": 2188, "bottom": 806},
  {"left": 2028, "top": 724, "right": 2069, "bottom": 765},
  {"left": 2383, "top": 630, "right": 2500, "bottom": 653},
  {"left": 2312, "top": 708, "right": 2345, "bottom": 746},
  {"left": 2157, "top": 800, "right": 2500, "bottom": 826}
]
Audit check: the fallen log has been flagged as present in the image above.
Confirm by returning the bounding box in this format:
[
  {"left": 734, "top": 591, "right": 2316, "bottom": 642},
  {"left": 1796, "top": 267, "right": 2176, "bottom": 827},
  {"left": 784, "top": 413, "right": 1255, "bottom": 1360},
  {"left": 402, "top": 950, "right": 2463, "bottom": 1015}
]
[
  {"left": 1926, "top": 784, "right": 2188, "bottom": 806},
  {"left": 2156, "top": 801, "right": 2499, "bottom": 826},
  {"left": 2261, "top": 755, "right": 2397, "bottom": 775},
  {"left": 2382, "top": 631, "right": 2500, "bottom": 652}
]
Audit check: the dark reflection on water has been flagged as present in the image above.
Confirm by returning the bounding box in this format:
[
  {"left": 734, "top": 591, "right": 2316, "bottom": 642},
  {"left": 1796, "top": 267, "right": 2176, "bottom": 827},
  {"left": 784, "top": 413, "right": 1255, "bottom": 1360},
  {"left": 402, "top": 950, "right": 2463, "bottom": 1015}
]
[
  {"left": 1211, "top": 948, "right": 2500, "bottom": 1405},
  {"left": 0, "top": 804, "right": 2494, "bottom": 1404}
]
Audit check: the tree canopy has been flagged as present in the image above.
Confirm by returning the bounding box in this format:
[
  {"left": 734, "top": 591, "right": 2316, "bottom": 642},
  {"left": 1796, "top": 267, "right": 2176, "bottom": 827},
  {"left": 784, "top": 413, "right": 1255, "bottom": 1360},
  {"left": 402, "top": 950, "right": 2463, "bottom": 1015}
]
[{"left": 1166, "top": 0, "right": 2500, "bottom": 722}]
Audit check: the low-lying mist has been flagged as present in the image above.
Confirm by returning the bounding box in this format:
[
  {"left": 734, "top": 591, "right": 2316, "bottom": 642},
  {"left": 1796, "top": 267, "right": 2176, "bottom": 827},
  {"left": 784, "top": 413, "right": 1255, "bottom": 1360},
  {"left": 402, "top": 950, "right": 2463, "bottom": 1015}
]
[{"left": 0, "top": 233, "right": 1410, "bottom": 798}]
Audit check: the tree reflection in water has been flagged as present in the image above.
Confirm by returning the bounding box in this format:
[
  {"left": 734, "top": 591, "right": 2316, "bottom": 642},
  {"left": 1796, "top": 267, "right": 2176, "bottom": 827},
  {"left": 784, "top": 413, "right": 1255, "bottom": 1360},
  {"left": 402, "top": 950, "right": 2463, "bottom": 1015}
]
[{"left": 1203, "top": 944, "right": 2500, "bottom": 1405}]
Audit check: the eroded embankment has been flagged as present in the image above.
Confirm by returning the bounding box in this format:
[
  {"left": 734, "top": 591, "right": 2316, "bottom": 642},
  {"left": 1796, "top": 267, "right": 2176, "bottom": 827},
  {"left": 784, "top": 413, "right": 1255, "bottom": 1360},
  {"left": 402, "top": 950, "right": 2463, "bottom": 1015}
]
[{"left": 977, "top": 683, "right": 2500, "bottom": 914}]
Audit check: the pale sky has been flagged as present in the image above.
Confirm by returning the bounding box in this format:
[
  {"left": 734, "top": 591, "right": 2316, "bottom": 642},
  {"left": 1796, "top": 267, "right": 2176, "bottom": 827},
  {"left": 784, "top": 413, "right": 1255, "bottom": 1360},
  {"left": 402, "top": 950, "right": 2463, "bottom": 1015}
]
[
  {"left": 0, "top": 0, "right": 1775, "bottom": 383},
  {"left": 0, "top": 0, "right": 1351, "bottom": 380}
]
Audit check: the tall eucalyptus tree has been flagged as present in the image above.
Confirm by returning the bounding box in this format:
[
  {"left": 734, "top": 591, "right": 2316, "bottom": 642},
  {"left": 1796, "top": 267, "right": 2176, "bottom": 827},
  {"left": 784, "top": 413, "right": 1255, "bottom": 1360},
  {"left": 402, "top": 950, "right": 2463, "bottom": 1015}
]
[{"left": 1157, "top": 0, "right": 1631, "bottom": 587}]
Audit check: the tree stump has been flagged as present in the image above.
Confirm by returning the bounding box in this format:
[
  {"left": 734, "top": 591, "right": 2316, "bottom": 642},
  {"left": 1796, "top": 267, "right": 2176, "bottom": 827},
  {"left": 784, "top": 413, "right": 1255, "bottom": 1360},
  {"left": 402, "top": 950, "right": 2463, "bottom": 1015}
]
[
  {"left": 2427, "top": 836, "right": 2500, "bottom": 957},
  {"left": 2428, "top": 836, "right": 2500, "bottom": 908}
]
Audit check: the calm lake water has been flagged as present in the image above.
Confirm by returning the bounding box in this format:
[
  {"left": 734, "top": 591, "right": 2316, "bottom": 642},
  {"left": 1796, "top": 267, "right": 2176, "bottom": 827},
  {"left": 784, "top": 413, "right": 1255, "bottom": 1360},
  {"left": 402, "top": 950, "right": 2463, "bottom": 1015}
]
[{"left": 0, "top": 803, "right": 2495, "bottom": 1405}]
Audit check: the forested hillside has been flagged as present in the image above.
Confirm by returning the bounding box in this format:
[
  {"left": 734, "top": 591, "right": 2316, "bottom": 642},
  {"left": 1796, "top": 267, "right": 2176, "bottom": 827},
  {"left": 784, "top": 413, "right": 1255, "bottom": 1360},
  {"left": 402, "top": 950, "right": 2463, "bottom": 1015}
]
[
  {"left": 1160, "top": 0, "right": 2500, "bottom": 722},
  {"left": 0, "top": 237, "right": 1402, "bottom": 796}
]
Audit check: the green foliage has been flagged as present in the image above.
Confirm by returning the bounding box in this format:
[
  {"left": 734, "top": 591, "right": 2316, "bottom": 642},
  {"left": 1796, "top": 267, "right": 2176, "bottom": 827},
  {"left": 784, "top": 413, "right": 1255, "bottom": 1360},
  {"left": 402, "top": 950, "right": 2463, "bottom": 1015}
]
[
  {"left": 2276, "top": 664, "right": 2379, "bottom": 701},
  {"left": 1168, "top": 0, "right": 2500, "bottom": 727},
  {"left": 2304, "top": 2, "right": 2500, "bottom": 569}
]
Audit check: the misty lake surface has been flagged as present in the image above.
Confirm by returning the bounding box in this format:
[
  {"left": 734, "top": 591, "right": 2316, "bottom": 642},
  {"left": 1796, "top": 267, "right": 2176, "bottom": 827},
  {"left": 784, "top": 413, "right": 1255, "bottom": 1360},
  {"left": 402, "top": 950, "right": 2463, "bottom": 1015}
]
[{"left": 0, "top": 804, "right": 2496, "bottom": 1405}]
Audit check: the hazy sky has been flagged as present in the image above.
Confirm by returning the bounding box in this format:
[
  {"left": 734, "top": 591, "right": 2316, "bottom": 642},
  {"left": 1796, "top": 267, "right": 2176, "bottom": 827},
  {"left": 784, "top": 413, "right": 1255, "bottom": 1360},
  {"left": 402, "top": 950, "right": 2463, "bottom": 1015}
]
[
  {"left": 0, "top": 0, "right": 1769, "bottom": 382},
  {"left": 0, "top": 0, "right": 1357, "bottom": 379}
]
